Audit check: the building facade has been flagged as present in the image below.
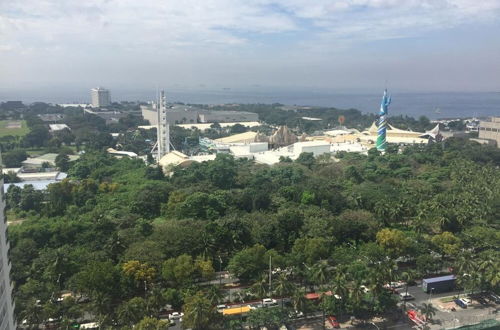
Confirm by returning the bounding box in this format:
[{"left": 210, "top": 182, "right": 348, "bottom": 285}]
[
  {"left": 479, "top": 117, "right": 500, "bottom": 147},
  {"left": 90, "top": 87, "right": 111, "bottom": 108},
  {"left": 0, "top": 155, "right": 16, "bottom": 330}
]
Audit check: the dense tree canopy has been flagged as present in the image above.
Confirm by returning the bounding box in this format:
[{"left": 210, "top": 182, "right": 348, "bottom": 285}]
[{"left": 6, "top": 137, "right": 500, "bottom": 328}]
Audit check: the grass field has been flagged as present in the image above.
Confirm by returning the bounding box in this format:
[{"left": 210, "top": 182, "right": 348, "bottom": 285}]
[{"left": 0, "top": 120, "right": 30, "bottom": 137}]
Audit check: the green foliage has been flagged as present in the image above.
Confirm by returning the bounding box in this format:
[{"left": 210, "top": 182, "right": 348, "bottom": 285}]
[
  {"left": 182, "top": 292, "right": 218, "bottom": 330},
  {"left": 2, "top": 149, "right": 28, "bottom": 167},
  {"left": 7, "top": 138, "right": 500, "bottom": 327}
]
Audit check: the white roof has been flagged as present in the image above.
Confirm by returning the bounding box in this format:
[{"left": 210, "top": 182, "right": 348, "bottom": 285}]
[
  {"left": 189, "top": 154, "right": 217, "bottom": 162},
  {"left": 293, "top": 141, "right": 330, "bottom": 147},
  {"left": 49, "top": 124, "right": 70, "bottom": 131},
  {"left": 18, "top": 171, "right": 66, "bottom": 181},
  {"left": 324, "top": 129, "right": 352, "bottom": 136},
  {"left": 106, "top": 148, "right": 138, "bottom": 157},
  {"left": 2, "top": 168, "right": 21, "bottom": 175},
  {"left": 215, "top": 131, "right": 258, "bottom": 144}
]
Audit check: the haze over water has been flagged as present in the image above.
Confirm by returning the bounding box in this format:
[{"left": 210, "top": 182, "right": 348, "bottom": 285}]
[{"left": 1, "top": 87, "right": 499, "bottom": 120}]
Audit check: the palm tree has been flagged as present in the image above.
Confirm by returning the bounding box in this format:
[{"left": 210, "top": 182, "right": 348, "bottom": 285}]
[
  {"left": 20, "top": 299, "right": 44, "bottom": 329},
  {"left": 274, "top": 273, "right": 294, "bottom": 308},
  {"left": 205, "top": 285, "right": 224, "bottom": 306},
  {"left": 311, "top": 261, "right": 330, "bottom": 290},
  {"left": 291, "top": 288, "right": 308, "bottom": 316},
  {"left": 401, "top": 270, "right": 418, "bottom": 297},
  {"left": 349, "top": 280, "right": 365, "bottom": 315},
  {"left": 419, "top": 303, "right": 437, "bottom": 322},
  {"left": 183, "top": 292, "right": 215, "bottom": 330},
  {"left": 331, "top": 273, "right": 348, "bottom": 321},
  {"left": 250, "top": 275, "right": 268, "bottom": 299}
]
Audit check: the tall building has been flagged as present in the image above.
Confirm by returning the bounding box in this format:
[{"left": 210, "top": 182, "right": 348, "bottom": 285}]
[
  {"left": 90, "top": 87, "right": 111, "bottom": 108},
  {"left": 0, "top": 154, "right": 16, "bottom": 330},
  {"left": 478, "top": 117, "right": 500, "bottom": 147}
]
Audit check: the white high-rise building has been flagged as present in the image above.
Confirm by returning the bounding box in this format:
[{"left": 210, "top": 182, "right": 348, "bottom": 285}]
[
  {"left": 157, "top": 90, "right": 170, "bottom": 160},
  {"left": 0, "top": 154, "right": 16, "bottom": 330},
  {"left": 90, "top": 87, "right": 111, "bottom": 107}
]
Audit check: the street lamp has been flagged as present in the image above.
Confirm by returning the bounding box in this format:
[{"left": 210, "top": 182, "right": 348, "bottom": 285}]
[
  {"left": 219, "top": 255, "right": 223, "bottom": 286},
  {"left": 428, "top": 288, "right": 435, "bottom": 303},
  {"left": 369, "top": 322, "right": 380, "bottom": 330}
]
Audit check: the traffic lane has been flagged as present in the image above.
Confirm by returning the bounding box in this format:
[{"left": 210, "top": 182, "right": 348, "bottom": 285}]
[{"left": 396, "top": 284, "right": 464, "bottom": 305}]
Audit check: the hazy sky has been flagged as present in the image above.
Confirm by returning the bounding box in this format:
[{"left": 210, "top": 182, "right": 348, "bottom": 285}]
[{"left": 2, "top": 0, "right": 500, "bottom": 92}]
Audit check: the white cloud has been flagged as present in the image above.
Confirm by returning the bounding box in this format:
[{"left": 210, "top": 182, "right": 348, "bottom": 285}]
[
  {"left": 1, "top": 0, "right": 499, "bottom": 90},
  {"left": 2, "top": 0, "right": 499, "bottom": 53}
]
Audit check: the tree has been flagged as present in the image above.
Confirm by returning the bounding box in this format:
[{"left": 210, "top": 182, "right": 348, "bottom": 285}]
[
  {"left": 274, "top": 273, "right": 294, "bottom": 307},
  {"left": 135, "top": 317, "right": 169, "bottom": 330},
  {"left": 296, "top": 152, "right": 315, "bottom": 169},
  {"left": 2, "top": 149, "right": 28, "bottom": 167},
  {"left": 376, "top": 228, "right": 410, "bottom": 258},
  {"left": 3, "top": 170, "right": 21, "bottom": 183},
  {"left": 70, "top": 261, "right": 120, "bottom": 300},
  {"left": 420, "top": 303, "right": 437, "bottom": 321},
  {"left": 228, "top": 244, "right": 268, "bottom": 282},
  {"left": 122, "top": 260, "right": 156, "bottom": 290},
  {"left": 247, "top": 307, "right": 288, "bottom": 329},
  {"left": 161, "top": 254, "right": 196, "bottom": 285},
  {"left": 55, "top": 153, "right": 71, "bottom": 171},
  {"left": 19, "top": 184, "right": 44, "bottom": 212},
  {"left": 431, "top": 232, "right": 462, "bottom": 257},
  {"left": 117, "top": 297, "right": 148, "bottom": 326},
  {"left": 183, "top": 292, "right": 218, "bottom": 330}
]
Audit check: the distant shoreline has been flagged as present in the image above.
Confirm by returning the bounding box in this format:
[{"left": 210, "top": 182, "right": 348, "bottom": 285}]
[{"left": 1, "top": 89, "right": 499, "bottom": 120}]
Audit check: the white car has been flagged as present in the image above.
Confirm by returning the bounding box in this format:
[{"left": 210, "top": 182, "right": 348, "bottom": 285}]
[
  {"left": 389, "top": 281, "right": 405, "bottom": 288},
  {"left": 360, "top": 285, "right": 370, "bottom": 293},
  {"left": 168, "top": 312, "right": 184, "bottom": 320},
  {"left": 216, "top": 304, "right": 228, "bottom": 312},
  {"left": 460, "top": 298, "right": 471, "bottom": 306},
  {"left": 262, "top": 298, "right": 278, "bottom": 306},
  {"left": 399, "top": 292, "right": 415, "bottom": 301}
]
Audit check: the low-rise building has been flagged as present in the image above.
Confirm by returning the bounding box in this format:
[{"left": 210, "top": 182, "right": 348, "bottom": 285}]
[
  {"left": 49, "top": 124, "right": 70, "bottom": 132},
  {"left": 22, "top": 153, "right": 79, "bottom": 169},
  {"left": 478, "top": 117, "right": 500, "bottom": 147}
]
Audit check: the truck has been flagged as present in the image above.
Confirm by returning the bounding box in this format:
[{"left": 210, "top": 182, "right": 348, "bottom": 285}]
[{"left": 422, "top": 275, "right": 456, "bottom": 293}]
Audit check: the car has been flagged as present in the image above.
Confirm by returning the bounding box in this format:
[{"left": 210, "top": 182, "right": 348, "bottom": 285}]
[
  {"left": 288, "top": 310, "right": 304, "bottom": 319},
  {"left": 216, "top": 304, "right": 228, "bottom": 312},
  {"left": 168, "top": 312, "right": 184, "bottom": 320},
  {"left": 399, "top": 292, "right": 415, "bottom": 301},
  {"left": 360, "top": 285, "right": 370, "bottom": 293},
  {"left": 461, "top": 298, "right": 471, "bottom": 305},
  {"left": 263, "top": 298, "right": 278, "bottom": 306},
  {"left": 488, "top": 293, "right": 500, "bottom": 304},
  {"left": 386, "top": 281, "right": 405, "bottom": 289},
  {"left": 454, "top": 299, "right": 467, "bottom": 309},
  {"left": 327, "top": 315, "right": 340, "bottom": 328},
  {"left": 250, "top": 303, "right": 264, "bottom": 309}
]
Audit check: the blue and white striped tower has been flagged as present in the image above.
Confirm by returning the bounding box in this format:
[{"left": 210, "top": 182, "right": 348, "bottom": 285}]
[{"left": 376, "top": 89, "right": 391, "bottom": 152}]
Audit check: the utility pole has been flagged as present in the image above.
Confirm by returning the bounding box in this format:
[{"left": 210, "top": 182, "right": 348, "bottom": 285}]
[
  {"left": 269, "top": 255, "right": 272, "bottom": 297},
  {"left": 219, "top": 255, "right": 223, "bottom": 286}
]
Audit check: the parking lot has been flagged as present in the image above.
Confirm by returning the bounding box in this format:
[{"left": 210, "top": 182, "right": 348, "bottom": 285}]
[{"left": 397, "top": 284, "right": 499, "bottom": 329}]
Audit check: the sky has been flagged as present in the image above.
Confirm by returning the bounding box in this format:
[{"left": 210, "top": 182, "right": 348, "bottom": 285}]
[{"left": 1, "top": 0, "right": 500, "bottom": 94}]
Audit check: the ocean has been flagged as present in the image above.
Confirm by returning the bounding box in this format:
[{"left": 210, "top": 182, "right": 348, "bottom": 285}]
[{"left": 1, "top": 87, "right": 499, "bottom": 120}]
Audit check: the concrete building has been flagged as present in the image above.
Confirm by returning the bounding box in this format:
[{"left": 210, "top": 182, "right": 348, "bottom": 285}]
[
  {"left": 90, "top": 87, "right": 111, "bottom": 107},
  {"left": 198, "top": 110, "right": 258, "bottom": 123},
  {"left": 0, "top": 155, "right": 16, "bottom": 330},
  {"left": 478, "top": 117, "right": 500, "bottom": 147},
  {"left": 84, "top": 109, "right": 129, "bottom": 124},
  {"left": 141, "top": 104, "right": 199, "bottom": 126},
  {"left": 141, "top": 104, "right": 257, "bottom": 126},
  {"left": 293, "top": 141, "right": 331, "bottom": 156}
]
